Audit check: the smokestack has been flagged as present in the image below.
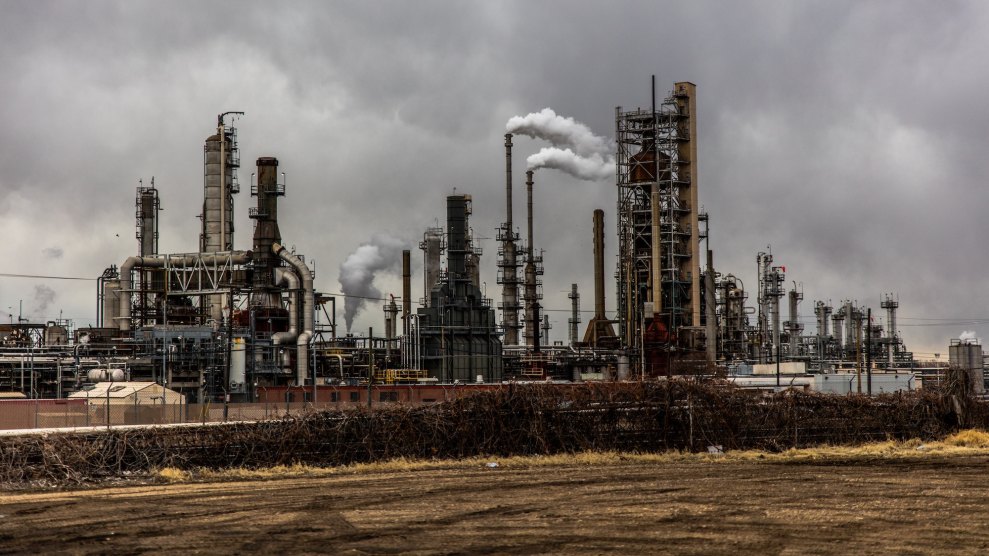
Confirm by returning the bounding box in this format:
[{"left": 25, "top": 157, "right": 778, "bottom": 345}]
[
  {"left": 506, "top": 134, "right": 513, "bottom": 231},
  {"left": 582, "top": 210, "right": 617, "bottom": 347},
  {"left": 526, "top": 170, "right": 534, "bottom": 261},
  {"left": 568, "top": 283, "right": 579, "bottom": 347},
  {"left": 500, "top": 134, "right": 521, "bottom": 345},
  {"left": 593, "top": 209, "right": 606, "bottom": 319},
  {"left": 705, "top": 249, "right": 717, "bottom": 363},
  {"left": 524, "top": 170, "right": 537, "bottom": 347},
  {"left": 137, "top": 183, "right": 159, "bottom": 257},
  {"left": 402, "top": 250, "right": 411, "bottom": 336},
  {"left": 251, "top": 157, "right": 282, "bottom": 308}
]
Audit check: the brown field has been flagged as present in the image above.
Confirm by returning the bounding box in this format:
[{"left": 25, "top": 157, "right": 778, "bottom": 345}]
[{"left": 3, "top": 445, "right": 989, "bottom": 555}]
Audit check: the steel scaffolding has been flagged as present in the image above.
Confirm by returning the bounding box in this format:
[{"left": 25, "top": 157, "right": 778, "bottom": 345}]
[{"left": 615, "top": 82, "right": 699, "bottom": 354}]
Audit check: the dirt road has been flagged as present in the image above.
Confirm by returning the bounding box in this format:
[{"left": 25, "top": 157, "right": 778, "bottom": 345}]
[{"left": 3, "top": 456, "right": 989, "bottom": 554}]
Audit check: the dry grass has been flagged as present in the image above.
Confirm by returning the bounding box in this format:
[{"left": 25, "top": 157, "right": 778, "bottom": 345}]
[{"left": 153, "top": 429, "right": 989, "bottom": 484}]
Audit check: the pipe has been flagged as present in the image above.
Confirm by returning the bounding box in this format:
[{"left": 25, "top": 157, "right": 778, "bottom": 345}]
[
  {"left": 650, "top": 182, "right": 662, "bottom": 314},
  {"left": 327, "top": 353, "right": 344, "bottom": 380},
  {"left": 273, "top": 242, "right": 313, "bottom": 386},
  {"left": 271, "top": 266, "right": 300, "bottom": 369},
  {"left": 118, "top": 251, "right": 251, "bottom": 331}
]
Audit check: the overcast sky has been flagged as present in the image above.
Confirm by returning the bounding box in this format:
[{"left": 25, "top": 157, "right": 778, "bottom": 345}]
[{"left": 1, "top": 0, "right": 985, "bottom": 359}]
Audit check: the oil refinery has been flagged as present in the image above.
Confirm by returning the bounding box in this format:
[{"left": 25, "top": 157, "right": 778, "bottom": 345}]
[{"left": 0, "top": 80, "right": 965, "bottom": 404}]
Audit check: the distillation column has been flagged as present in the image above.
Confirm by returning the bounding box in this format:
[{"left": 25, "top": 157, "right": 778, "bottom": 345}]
[
  {"left": 522, "top": 170, "right": 542, "bottom": 347},
  {"left": 420, "top": 228, "right": 443, "bottom": 307},
  {"left": 881, "top": 293, "right": 899, "bottom": 367},
  {"left": 785, "top": 284, "right": 803, "bottom": 357}
]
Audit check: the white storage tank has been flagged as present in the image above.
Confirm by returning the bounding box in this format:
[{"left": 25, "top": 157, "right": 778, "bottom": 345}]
[
  {"left": 88, "top": 368, "right": 126, "bottom": 382},
  {"left": 229, "top": 337, "right": 246, "bottom": 393}
]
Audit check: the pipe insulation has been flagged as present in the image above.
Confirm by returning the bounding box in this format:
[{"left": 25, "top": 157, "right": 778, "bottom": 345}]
[
  {"left": 271, "top": 266, "right": 300, "bottom": 370},
  {"left": 118, "top": 251, "right": 252, "bottom": 331},
  {"left": 273, "top": 242, "right": 314, "bottom": 386}
]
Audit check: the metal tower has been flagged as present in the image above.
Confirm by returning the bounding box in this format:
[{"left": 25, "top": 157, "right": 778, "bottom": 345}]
[
  {"left": 497, "top": 134, "right": 523, "bottom": 345},
  {"left": 615, "top": 81, "right": 699, "bottom": 367}
]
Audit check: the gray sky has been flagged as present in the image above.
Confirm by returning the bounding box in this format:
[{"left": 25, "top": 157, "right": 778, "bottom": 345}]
[{"left": 1, "top": 0, "right": 985, "bottom": 359}]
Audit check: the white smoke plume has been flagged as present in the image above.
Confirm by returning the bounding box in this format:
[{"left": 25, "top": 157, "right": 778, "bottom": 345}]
[
  {"left": 32, "top": 284, "right": 56, "bottom": 317},
  {"left": 507, "top": 108, "right": 615, "bottom": 182},
  {"left": 506, "top": 108, "right": 614, "bottom": 157},
  {"left": 338, "top": 234, "right": 407, "bottom": 333},
  {"left": 526, "top": 147, "right": 615, "bottom": 181},
  {"left": 959, "top": 330, "right": 981, "bottom": 344}
]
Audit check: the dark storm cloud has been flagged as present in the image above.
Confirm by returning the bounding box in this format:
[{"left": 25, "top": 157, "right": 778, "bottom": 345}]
[{"left": 0, "top": 0, "right": 984, "bottom": 355}]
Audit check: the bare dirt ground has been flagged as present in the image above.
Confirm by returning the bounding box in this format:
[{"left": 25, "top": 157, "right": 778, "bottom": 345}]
[{"left": 3, "top": 456, "right": 989, "bottom": 555}]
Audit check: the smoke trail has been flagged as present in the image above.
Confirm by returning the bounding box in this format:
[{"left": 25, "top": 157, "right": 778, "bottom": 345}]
[
  {"left": 506, "top": 108, "right": 614, "bottom": 157},
  {"left": 959, "top": 330, "right": 981, "bottom": 344},
  {"left": 338, "top": 234, "right": 407, "bottom": 333},
  {"left": 32, "top": 284, "right": 56, "bottom": 317},
  {"left": 526, "top": 147, "right": 615, "bottom": 182}
]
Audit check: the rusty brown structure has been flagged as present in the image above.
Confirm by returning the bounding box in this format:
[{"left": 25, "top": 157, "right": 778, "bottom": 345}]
[{"left": 616, "top": 80, "right": 699, "bottom": 375}]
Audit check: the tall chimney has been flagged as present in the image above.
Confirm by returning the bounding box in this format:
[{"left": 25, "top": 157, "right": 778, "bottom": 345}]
[
  {"left": 592, "top": 209, "right": 606, "bottom": 319},
  {"left": 505, "top": 134, "right": 513, "bottom": 232},
  {"left": 402, "top": 249, "right": 411, "bottom": 336},
  {"left": 526, "top": 170, "right": 534, "bottom": 260},
  {"left": 582, "top": 209, "right": 617, "bottom": 347},
  {"left": 523, "top": 170, "right": 537, "bottom": 347},
  {"left": 500, "top": 133, "right": 521, "bottom": 345}
]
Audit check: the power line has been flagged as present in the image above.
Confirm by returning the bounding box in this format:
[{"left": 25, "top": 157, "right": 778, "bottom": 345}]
[{"left": 0, "top": 272, "right": 95, "bottom": 281}]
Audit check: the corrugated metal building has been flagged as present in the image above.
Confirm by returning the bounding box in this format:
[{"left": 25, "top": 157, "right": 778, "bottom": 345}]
[{"left": 69, "top": 382, "right": 185, "bottom": 405}]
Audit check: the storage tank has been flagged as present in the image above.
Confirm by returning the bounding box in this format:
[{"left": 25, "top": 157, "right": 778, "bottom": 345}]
[
  {"left": 949, "top": 340, "right": 985, "bottom": 394},
  {"left": 88, "top": 368, "right": 126, "bottom": 382},
  {"left": 229, "top": 337, "right": 246, "bottom": 393}
]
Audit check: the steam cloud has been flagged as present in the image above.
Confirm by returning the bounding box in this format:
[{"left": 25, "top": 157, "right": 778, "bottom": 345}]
[
  {"left": 959, "top": 330, "right": 981, "bottom": 344},
  {"left": 506, "top": 108, "right": 614, "bottom": 157},
  {"left": 338, "top": 234, "right": 407, "bottom": 333},
  {"left": 506, "top": 108, "right": 615, "bottom": 181},
  {"left": 32, "top": 284, "right": 56, "bottom": 316},
  {"left": 42, "top": 246, "right": 63, "bottom": 259},
  {"left": 526, "top": 148, "right": 615, "bottom": 181}
]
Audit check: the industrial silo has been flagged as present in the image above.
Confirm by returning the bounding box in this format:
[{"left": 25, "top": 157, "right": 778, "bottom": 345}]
[{"left": 949, "top": 339, "right": 985, "bottom": 394}]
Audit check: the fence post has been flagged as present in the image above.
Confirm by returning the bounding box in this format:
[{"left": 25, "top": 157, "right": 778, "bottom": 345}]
[{"left": 688, "top": 394, "right": 693, "bottom": 452}]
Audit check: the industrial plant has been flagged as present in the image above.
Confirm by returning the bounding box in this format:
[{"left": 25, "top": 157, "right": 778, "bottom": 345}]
[{"left": 0, "top": 80, "right": 975, "bottom": 406}]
